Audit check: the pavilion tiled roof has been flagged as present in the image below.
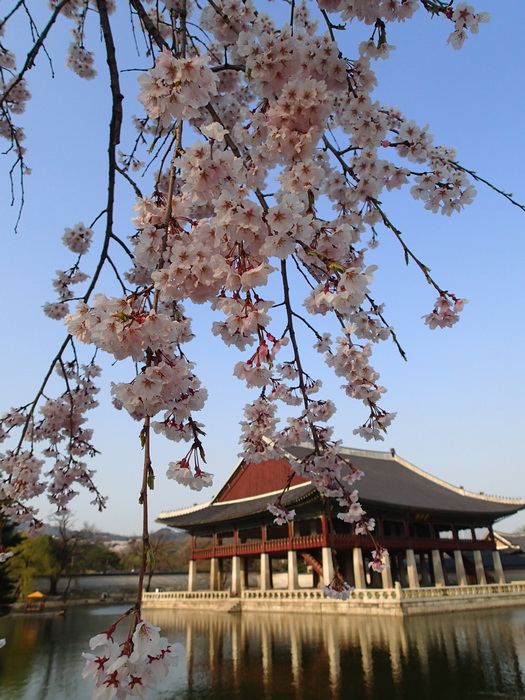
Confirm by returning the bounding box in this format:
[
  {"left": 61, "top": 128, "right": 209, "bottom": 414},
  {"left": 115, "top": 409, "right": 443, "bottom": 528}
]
[
  {"left": 286, "top": 445, "right": 523, "bottom": 516},
  {"left": 158, "top": 444, "right": 524, "bottom": 530}
]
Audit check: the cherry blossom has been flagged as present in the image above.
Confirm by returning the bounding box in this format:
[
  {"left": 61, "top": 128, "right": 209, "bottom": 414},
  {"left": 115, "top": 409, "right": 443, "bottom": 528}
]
[
  {"left": 82, "top": 614, "right": 184, "bottom": 699},
  {"left": 0, "top": 0, "right": 515, "bottom": 692},
  {"left": 322, "top": 576, "right": 354, "bottom": 601},
  {"left": 267, "top": 502, "right": 296, "bottom": 525}
]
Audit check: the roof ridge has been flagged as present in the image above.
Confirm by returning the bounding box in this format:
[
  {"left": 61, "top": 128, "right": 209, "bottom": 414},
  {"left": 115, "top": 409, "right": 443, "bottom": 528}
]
[
  {"left": 392, "top": 453, "right": 525, "bottom": 505},
  {"left": 158, "top": 500, "right": 213, "bottom": 519}
]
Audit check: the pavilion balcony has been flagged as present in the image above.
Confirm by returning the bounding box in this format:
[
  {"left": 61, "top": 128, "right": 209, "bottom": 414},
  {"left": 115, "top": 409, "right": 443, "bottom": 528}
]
[{"left": 191, "top": 532, "right": 494, "bottom": 560}]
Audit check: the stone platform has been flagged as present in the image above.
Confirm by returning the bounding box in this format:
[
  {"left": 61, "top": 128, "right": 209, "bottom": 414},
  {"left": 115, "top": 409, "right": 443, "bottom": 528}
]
[{"left": 143, "top": 581, "right": 525, "bottom": 617}]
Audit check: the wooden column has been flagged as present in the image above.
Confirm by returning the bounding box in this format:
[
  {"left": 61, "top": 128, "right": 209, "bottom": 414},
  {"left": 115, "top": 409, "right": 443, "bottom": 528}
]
[{"left": 320, "top": 514, "right": 329, "bottom": 546}]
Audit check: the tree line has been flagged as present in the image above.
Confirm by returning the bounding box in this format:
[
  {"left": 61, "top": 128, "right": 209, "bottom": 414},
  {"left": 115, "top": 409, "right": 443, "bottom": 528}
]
[{"left": 0, "top": 516, "right": 191, "bottom": 610}]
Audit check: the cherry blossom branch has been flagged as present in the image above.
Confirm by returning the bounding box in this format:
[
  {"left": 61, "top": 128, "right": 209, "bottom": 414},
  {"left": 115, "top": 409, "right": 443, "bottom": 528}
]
[
  {"left": 371, "top": 199, "right": 446, "bottom": 295},
  {"left": 135, "top": 415, "right": 152, "bottom": 611},
  {"left": 453, "top": 162, "right": 525, "bottom": 213},
  {"left": 86, "top": 0, "right": 122, "bottom": 300},
  {"left": 280, "top": 258, "right": 321, "bottom": 454},
  {"left": 129, "top": 0, "right": 169, "bottom": 51},
  {"left": 14, "top": 335, "right": 72, "bottom": 450}
]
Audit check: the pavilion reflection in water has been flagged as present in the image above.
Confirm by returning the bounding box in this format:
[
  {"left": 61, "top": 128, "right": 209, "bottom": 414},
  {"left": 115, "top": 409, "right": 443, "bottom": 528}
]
[{"left": 146, "top": 608, "right": 525, "bottom": 700}]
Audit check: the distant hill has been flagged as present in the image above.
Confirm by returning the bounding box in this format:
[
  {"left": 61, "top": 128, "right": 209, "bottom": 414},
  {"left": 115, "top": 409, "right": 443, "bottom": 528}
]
[{"left": 18, "top": 522, "right": 188, "bottom": 543}]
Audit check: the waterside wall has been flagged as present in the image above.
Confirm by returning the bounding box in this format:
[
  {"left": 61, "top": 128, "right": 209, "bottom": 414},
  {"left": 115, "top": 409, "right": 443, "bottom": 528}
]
[{"left": 142, "top": 582, "right": 525, "bottom": 616}]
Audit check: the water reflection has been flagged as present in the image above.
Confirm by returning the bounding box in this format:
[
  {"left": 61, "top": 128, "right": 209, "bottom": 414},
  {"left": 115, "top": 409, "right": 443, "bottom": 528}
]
[
  {"left": 1, "top": 606, "right": 525, "bottom": 699},
  {"left": 147, "top": 608, "right": 525, "bottom": 700}
]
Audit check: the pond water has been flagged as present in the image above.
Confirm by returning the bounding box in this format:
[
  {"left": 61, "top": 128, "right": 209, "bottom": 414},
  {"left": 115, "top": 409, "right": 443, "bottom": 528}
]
[{"left": 1, "top": 604, "right": 525, "bottom": 699}]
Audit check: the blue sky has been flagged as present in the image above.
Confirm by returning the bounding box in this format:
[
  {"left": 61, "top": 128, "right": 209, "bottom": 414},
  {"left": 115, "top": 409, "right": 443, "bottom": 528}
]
[{"left": 0, "top": 1, "right": 524, "bottom": 536}]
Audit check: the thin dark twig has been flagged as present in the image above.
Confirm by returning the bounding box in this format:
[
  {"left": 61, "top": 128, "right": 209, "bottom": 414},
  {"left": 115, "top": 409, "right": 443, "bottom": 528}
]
[
  {"left": 453, "top": 162, "right": 525, "bottom": 213},
  {"left": 129, "top": 0, "right": 170, "bottom": 50},
  {"left": 109, "top": 232, "right": 135, "bottom": 259},
  {"left": 116, "top": 165, "right": 143, "bottom": 198},
  {"left": 85, "top": 0, "right": 124, "bottom": 301},
  {"left": 0, "top": 0, "right": 70, "bottom": 107}
]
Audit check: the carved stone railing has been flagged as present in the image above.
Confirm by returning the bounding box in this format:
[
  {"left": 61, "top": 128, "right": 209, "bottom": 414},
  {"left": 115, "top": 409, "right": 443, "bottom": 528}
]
[
  {"left": 398, "top": 582, "right": 525, "bottom": 599},
  {"left": 242, "top": 588, "right": 398, "bottom": 602},
  {"left": 142, "top": 583, "right": 525, "bottom": 609},
  {"left": 143, "top": 590, "right": 231, "bottom": 601}
]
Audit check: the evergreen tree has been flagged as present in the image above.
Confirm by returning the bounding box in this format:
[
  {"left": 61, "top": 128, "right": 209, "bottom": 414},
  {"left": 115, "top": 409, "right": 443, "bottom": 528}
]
[{"left": 0, "top": 520, "right": 21, "bottom": 615}]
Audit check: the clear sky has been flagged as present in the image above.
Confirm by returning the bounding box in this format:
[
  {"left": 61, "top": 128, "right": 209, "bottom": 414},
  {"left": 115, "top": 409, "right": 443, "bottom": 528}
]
[{"left": 1, "top": 1, "right": 524, "bottom": 537}]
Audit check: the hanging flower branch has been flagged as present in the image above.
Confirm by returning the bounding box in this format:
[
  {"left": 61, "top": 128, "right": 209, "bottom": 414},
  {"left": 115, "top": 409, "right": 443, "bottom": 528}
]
[{"left": 0, "top": 0, "right": 521, "bottom": 695}]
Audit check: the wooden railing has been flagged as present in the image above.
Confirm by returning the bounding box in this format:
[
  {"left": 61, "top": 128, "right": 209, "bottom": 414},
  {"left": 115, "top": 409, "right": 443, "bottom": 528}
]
[{"left": 191, "top": 532, "right": 493, "bottom": 559}]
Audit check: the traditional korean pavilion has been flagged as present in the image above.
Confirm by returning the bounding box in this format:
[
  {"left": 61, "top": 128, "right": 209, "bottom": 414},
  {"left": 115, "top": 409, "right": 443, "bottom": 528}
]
[{"left": 156, "top": 445, "right": 525, "bottom": 601}]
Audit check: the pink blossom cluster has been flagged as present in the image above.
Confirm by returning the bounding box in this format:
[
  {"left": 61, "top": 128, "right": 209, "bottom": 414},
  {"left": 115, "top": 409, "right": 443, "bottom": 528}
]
[
  {"left": 83, "top": 617, "right": 184, "bottom": 699},
  {"left": 0, "top": 74, "right": 30, "bottom": 154},
  {"left": 423, "top": 294, "right": 468, "bottom": 330},
  {"left": 447, "top": 2, "right": 490, "bottom": 49},
  {"left": 66, "top": 295, "right": 192, "bottom": 362},
  {"left": 369, "top": 547, "right": 388, "bottom": 573},
  {"left": 66, "top": 42, "right": 97, "bottom": 80},
  {"left": 267, "top": 502, "right": 296, "bottom": 525},
  {"left": 167, "top": 457, "right": 213, "bottom": 491},
  {"left": 42, "top": 222, "right": 93, "bottom": 320},
  {"left": 138, "top": 51, "right": 218, "bottom": 128},
  {"left": 322, "top": 575, "right": 354, "bottom": 601},
  {"left": 0, "top": 361, "right": 104, "bottom": 529},
  {"left": 62, "top": 222, "right": 94, "bottom": 255}
]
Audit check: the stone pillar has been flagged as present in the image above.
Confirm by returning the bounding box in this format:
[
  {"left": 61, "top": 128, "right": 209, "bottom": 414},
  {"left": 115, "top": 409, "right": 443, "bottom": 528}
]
[
  {"left": 288, "top": 550, "right": 299, "bottom": 590},
  {"left": 240, "top": 557, "right": 248, "bottom": 591},
  {"left": 322, "top": 546, "right": 335, "bottom": 586},
  {"left": 420, "top": 553, "right": 432, "bottom": 587},
  {"left": 492, "top": 550, "right": 506, "bottom": 584},
  {"left": 406, "top": 549, "right": 420, "bottom": 588},
  {"left": 473, "top": 550, "right": 487, "bottom": 584},
  {"left": 454, "top": 550, "right": 468, "bottom": 586},
  {"left": 343, "top": 554, "right": 355, "bottom": 588},
  {"left": 381, "top": 551, "right": 394, "bottom": 589},
  {"left": 260, "top": 552, "right": 272, "bottom": 590},
  {"left": 353, "top": 548, "right": 367, "bottom": 589},
  {"left": 188, "top": 559, "right": 197, "bottom": 592},
  {"left": 210, "top": 557, "right": 221, "bottom": 591},
  {"left": 231, "top": 555, "right": 242, "bottom": 596},
  {"left": 431, "top": 549, "right": 446, "bottom": 586}
]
